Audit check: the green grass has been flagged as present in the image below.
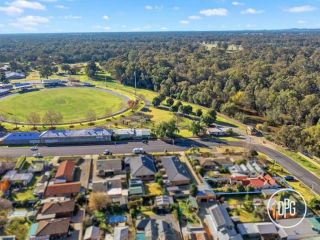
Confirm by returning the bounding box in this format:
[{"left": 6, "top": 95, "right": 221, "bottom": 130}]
[
  {"left": 178, "top": 200, "right": 199, "bottom": 224},
  {"left": 145, "top": 183, "right": 162, "bottom": 196},
  {"left": 0, "top": 87, "right": 126, "bottom": 124}
]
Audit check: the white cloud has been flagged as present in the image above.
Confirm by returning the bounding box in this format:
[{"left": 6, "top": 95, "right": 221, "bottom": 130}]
[
  {"left": 286, "top": 5, "right": 316, "bottom": 13},
  {"left": 180, "top": 20, "right": 189, "bottom": 24},
  {"left": 145, "top": 5, "right": 153, "bottom": 10},
  {"left": 145, "top": 5, "right": 163, "bottom": 11},
  {"left": 102, "top": 15, "right": 109, "bottom": 20},
  {"left": 232, "top": 1, "right": 244, "bottom": 6},
  {"left": 11, "top": 0, "right": 46, "bottom": 10},
  {"left": 55, "top": 4, "right": 67, "bottom": 9},
  {"left": 297, "top": 20, "right": 307, "bottom": 24},
  {"left": 241, "top": 8, "right": 264, "bottom": 14},
  {"left": 0, "top": 0, "right": 45, "bottom": 16},
  {"left": 64, "top": 15, "right": 82, "bottom": 19},
  {"left": 0, "top": 6, "right": 23, "bottom": 15},
  {"left": 11, "top": 15, "right": 49, "bottom": 30},
  {"left": 188, "top": 15, "right": 201, "bottom": 20},
  {"left": 200, "top": 8, "right": 228, "bottom": 16}
]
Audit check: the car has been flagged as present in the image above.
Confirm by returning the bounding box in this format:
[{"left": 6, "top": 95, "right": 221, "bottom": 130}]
[
  {"left": 142, "top": 140, "right": 148, "bottom": 144},
  {"left": 33, "top": 152, "right": 43, "bottom": 158},
  {"left": 103, "top": 149, "right": 111, "bottom": 155},
  {"left": 284, "top": 175, "right": 295, "bottom": 181},
  {"left": 132, "top": 148, "right": 145, "bottom": 154},
  {"left": 30, "top": 146, "right": 38, "bottom": 151}
]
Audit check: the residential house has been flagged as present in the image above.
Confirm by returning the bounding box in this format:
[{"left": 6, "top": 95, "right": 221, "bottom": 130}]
[
  {"left": 128, "top": 178, "right": 145, "bottom": 197},
  {"left": 92, "top": 176, "right": 128, "bottom": 205},
  {"left": 126, "top": 155, "right": 156, "bottom": 181},
  {"left": 33, "top": 181, "right": 48, "bottom": 197},
  {"left": 37, "top": 200, "right": 75, "bottom": 220},
  {"left": 44, "top": 182, "right": 81, "bottom": 198},
  {"left": 3, "top": 170, "right": 33, "bottom": 186},
  {"left": 28, "top": 160, "right": 48, "bottom": 173},
  {"left": 278, "top": 217, "right": 320, "bottom": 239},
  {"left": 114, "top": 226, "right": 129, "bottom": 240},
  {"left": 29, "top": 218, "right": 70, "bottom": 240},
  {"left": 136, "top": 219, "right": 175, "bottom": 240},
  {"left": 241, "top": 174, "right": 279, "bottom": 190},
  {"left": 84, "top": 226, "right": 101, "bottom": 240},
  {"left": 5, "top": 72, "right": 25, "bottom": 80},
  {"left": 182, "top": 224, "right": 208, "bottom": 240},
  {"left": 199, "top": 157, "right": 233, "bottom": 170},
  {"left": 159, "top": 156, "right": 191, "bottom": 186},
  {"left": 205, "top": 204, "right": 243, "bottom": 240},
  {"left": 55, "top": 160, "right": 75, "bottom": 183},
  {"left": 96, "top": 159, "right": 123, "bottom": 177},
  {"left": 0, "top": 236, "right": 15, "bottom": 240},
  {"left": 155, "top": 195, "right": 173, "bottom": 210}
]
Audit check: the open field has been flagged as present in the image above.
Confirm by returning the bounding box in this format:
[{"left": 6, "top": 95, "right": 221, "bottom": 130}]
[{"left": 0, "top": 87, "right": 127, "bottom": 124}]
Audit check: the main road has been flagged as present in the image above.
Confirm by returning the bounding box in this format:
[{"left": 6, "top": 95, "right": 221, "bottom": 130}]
[{"left": 1, "top": 138, "right": 320, "bottom": 195}]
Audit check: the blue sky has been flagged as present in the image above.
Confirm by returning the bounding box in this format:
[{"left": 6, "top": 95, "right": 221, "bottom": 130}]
[{"left": 0, "top": 0, "right": 319, "bottom": 33}]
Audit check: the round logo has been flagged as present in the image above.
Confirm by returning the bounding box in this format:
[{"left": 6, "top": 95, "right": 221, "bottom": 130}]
[{"left": 267, "top": 188, "right": 307, "bottom": 229}]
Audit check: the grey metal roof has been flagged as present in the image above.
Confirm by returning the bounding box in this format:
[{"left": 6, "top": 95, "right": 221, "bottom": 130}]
[
  {"left": 114, "top": 226, "right": 128, "bottom": 240},
  {"left": 128, "top": 155, "right": 156, "bottom": 177},
  {"left": 96, "top": 159, "right": 122, "bottom": 171},
  {"left": 208, "top": 204, "right": 234, "bottom": 228},
  {"left": 40, "top": 128, "right": 112, "bottom": 138},
  {"left": 160, "top": 156, "right": 191, "bottom": 182}
]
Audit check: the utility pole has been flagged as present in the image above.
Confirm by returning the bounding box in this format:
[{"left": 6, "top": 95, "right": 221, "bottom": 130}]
[{"left": 134, "top": 71, "right": 137, "bottom": 97}]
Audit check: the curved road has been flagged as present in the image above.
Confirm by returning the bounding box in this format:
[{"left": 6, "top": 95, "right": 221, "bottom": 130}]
[{"left": 0, "top": 138, "right": 319, "bottom": 195}]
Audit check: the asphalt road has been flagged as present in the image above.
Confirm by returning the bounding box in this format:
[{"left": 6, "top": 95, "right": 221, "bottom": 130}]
[{"left": 1, "top": 138, "right": 320, "bottom": 195}]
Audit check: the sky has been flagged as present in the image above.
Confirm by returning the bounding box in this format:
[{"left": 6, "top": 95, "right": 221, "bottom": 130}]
[{"left": 0, "top": 0, "right": 319, "bottom": 33}]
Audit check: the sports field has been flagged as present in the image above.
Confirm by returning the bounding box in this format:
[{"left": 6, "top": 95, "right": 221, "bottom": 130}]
[{"left": 0, "top": 87, "right": 127, "bottom": 124}]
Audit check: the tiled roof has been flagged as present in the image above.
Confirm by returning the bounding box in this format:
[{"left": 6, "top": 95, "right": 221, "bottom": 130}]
[
  {"left": 160, "top": 156, "right": 190, "bottom": 182},
  {"left": 36, "top": 218, "right": 70, "bottom": 236},
  {"left": 55, "top": 160, "right": 75, "bottom": 181},
  {"left": 41, "top": 200, "right": 75, "bottom": 215},
  {"left": 45, "top": 182, "right": 81, "bottom": 197},
  {"left": 128, "top": 155, "right": 156, "bottom": 177}
]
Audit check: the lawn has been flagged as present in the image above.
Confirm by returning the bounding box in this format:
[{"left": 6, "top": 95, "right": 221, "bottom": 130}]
[
  {"left": 145, "top": 183, "right": 162, "bottom": 196},
  {"left": 12, "top": 175, "right": 40, "bottom": 202},
  {"left": 178, "top": 200, "right": 200, "bottom": 224},
  {"left": 0, "top": 87, "right": 127, "bottom": 124}
]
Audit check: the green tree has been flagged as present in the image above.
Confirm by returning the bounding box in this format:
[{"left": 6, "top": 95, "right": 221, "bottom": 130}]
[
  {"left": 201, "top": 114, "right": 215, "bottom": 127},
  {"left": 166, "top": 97, "right": 174, "bottom": 106},
  {"left": 190, "top": 121, "right": 205, "bottom": 136},
  {"left": 190, "top": 183, "right": 198, "bottom": 197},
  {"left": 155, "top": 119, "right": 179, "bottom": 138},
  {"left": 152, "top": 96, "right": 161, "bottom": 107},
  {"left": 85, "top": 61, "right": 97, "bottom": 77},
  {"left": 196, "top": 109, "right": 203, "bottom": 117}
]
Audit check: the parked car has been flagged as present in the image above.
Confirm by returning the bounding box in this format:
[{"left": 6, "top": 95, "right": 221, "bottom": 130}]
[
  {"left": 103, "top": 149, "right": 111, "bottom": 155},
  {"left": 30, "top": 146, "right": 38, "bottom": 151},
  {"left": 132, "top": 148, "right": 145, "bottom": 154},
  {"left": 33, "top": 152, "right": 43, "bottom": 158},
  {"left": 284, "top": 175, "right": 295, "bottom": 181}
]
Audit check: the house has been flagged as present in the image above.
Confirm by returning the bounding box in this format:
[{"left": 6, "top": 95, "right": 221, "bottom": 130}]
[
  {"left": 33, "top": 181, "right": 48, "bottom": 197},
  {"left": 205, "top": 204, "right": 243, "bottom": 240},
  {"left": 199, "top": 157, "right": 233, "bottom": 170},
  {"left": 126, "top": 155, "right": 156, "bottom": 181},
  {"left": 84, "top": 226, "right": 101, "bottom": 240},
  {"left": 96, "top": 159, "right": 123, "bottom": 177},
  {"left": 0, "top": 132, "right": 41, "bottom": 146},
  {"left": 241, "top": 174, "right": 279, "bottom": 190},
  {"left": 44, "top": 182, "right": 81, "bottom": 198},
  {"left": 128, "top": 178, "right": 145, "bottom": 197},
  {"left": 155, "top": 195, "right": 173, "bottom": 210},
  {"left": 28, "top": 160, "right": 48, "bottom": 173},
  {"left": 0, "top": 89, "right": 11, "bottom": 97},
  {"left": 29, "top": 218, "right": 70, "bottom": 240},
  {"left": 135, "top": 129, "right": 151, "bottom": 139},
  {"left": 207, "top": 127, "right": 231, "bottom": 136},
  {"left": 3, "top": 170, "right": 33, "bottom": 186},
  {"left": 92, "top": 176, "right": 128, "bottom": 205},
  {"left": 0, "top": 180, "right": 10, "bottom": 196},
  {"left": 182, "top": 224, "right": 208, "bottom": 240},
  {"left": 42, "top": 79, "right": 66, "bottom": 88},
  {"left": 0, "top": 162, "right": 15, "bottom": 174},
  {"left": 195, "top": 185, "right": 216, "bottom": 203},
  {"left": 40, "top": 128, "right": 112, "bottom": 145},
  {"left": 37, "top": 200, "right": 75, "bottom": 220},
  {"left": 0, "top": 236, "right": 15, "bottom": 240},
  {"left": 159, "top": 156, "right": 190, "bottom": 186},
  {"left": 113, "top": 129, "right": 135, "bottom": 140},
  {"left": 136, "top": 219, "right": 175, "bottom": 240},
  {"left": 114, "top": 226, "right": 129, "bottom": 240},
  {"left": 55, "top": 160, "right": 75, "bottom": 183}
]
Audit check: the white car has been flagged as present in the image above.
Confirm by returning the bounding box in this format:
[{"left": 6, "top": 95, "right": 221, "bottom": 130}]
[
  {"left": 132, "top": 148, "right": 145, "bottom": 154},
  {"left": 103, "top": 149, "right": 111, "bottom": 155},
  {"left": 30, "top": 146, "right": 38, "bottom": 151},
  {"left": 33, "top": 152, "right": 43, "bottom": 158}
]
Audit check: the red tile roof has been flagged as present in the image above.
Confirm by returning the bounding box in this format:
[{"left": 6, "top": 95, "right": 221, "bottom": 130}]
[
  {"left": 36, "top": 218, "right": 70, "bottom": 236},
  {"left": 55, "top": 160, "right": 75, "bottom": 182},
  {"left": 45, "top": 182, "right": 81, "bottom": 197},
  {"left": 242, "top": 175, "right": 277, "bottom": 189},
  {"left": 41, "top": 200, "right": 75, "bottom": 215}
]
